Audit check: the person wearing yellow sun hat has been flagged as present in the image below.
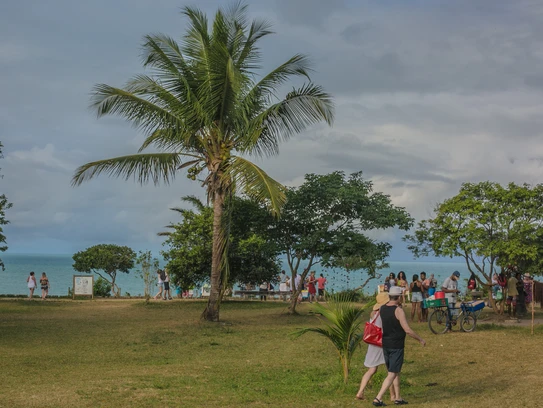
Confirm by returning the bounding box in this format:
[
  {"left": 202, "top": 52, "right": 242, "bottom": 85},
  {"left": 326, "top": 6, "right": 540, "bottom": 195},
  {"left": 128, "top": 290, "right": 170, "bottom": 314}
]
[{"left": 355, "top": 292, "right": 397, "bottom": 402}]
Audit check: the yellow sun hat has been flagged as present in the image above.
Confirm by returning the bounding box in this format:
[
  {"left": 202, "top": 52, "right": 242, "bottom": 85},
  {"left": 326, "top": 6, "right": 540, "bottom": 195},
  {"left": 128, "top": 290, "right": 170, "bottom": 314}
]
[{"left": 373, "top": 292, "right": 390, "bottom": 311}]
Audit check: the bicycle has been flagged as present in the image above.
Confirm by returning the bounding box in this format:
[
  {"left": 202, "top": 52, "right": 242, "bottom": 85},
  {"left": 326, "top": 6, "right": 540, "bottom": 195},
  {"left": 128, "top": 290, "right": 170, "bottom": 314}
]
[{"left": 428, "top": 301, "right": 479, "bottom": 334}]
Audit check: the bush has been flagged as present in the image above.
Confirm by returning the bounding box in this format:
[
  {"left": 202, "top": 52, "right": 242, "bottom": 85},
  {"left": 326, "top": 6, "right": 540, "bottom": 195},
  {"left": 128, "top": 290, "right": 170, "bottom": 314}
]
[
  {"left": 94, "top": 277, "right": 112, "bottom": 297},
  {"left": 327, "top": 289, "right": 368, "bottom": 302}
]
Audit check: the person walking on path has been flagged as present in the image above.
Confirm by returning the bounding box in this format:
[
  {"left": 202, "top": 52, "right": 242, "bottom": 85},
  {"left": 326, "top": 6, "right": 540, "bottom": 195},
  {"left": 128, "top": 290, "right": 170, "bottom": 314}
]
[
  {"left": 356, "top": 292, "right": 397, "bottom": 402},
  {"left": 442, "top": 271, "right": 461, "bottom": 331},
  {"left": 27, "top": 272, "right": 37, "bottom": 299},
  {"left": 372, "top": 286, "right": 426, "bottom": 407},
  {"left": 40, "top": 272, "right": 50, "bottom": 300},
  {"left": 154, "top": 270, "right": 165, "bottom": 300},
  {"left": 163, "top": 268, "right": 173, "bottom": 300}
]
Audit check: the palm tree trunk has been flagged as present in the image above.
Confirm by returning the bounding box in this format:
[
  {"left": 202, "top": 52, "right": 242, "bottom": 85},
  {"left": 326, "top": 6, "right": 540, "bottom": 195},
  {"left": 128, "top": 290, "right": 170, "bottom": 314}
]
[
  {"left": 342, "top": 356, "right": 349, "bottom": 384},
  {"left": 202, "top": 189, "right": 225, "bottom": 322}
]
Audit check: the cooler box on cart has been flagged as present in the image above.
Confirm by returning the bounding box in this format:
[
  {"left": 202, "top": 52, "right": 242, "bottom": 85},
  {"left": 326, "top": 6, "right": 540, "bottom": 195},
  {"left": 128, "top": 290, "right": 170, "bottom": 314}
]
[{"left": 424, "top": 298, "right": 449, "bottom": 308}]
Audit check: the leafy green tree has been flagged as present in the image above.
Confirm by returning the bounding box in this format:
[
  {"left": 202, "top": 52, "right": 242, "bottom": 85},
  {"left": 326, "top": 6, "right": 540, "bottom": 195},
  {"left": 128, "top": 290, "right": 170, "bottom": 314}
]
[
  {"left": 72, "top": 244, "right": 136, "bottom": 297},
  {"left": 293, "top": 295, "right": 370, "bottom": 383},
  {"left": 136, "top": 250, "right": 160, "bottom": 299},
  {"left": 161, "top": 196, "right": 280, "bottom": 291},
  {"left": 404, "top": 182, "right": 543, "bottom": 313},
  {"left": 0, "top": 142, "right": 13, "bottom": 271},
  {"left": 270, "top": 172, "right": 413, "bottom": 314},
  {"left": 71, "top": 3, "right": 333, "bottom": 321}
]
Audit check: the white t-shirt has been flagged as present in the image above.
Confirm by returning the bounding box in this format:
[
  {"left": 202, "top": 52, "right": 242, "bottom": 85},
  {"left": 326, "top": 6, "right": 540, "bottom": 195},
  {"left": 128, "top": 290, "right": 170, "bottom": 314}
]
[
  {"left": 294, "top": 275, "right": 302, "bottom": 291},
  {"left": 442, "top": 277, "right": 457, "bottom": 305}
]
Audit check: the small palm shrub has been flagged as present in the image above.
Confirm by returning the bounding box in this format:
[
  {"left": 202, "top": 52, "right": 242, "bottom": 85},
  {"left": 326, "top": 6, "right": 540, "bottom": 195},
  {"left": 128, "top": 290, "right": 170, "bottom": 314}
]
[{"left": 293, "top": 294, "right": 370, "bottom": 383}]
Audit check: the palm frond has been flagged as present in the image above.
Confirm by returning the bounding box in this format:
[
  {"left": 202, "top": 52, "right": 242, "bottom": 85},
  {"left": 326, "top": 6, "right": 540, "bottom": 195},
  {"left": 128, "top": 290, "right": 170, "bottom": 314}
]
[
  {"left": 142, "top": 34, "right": 193, "bottom": 81},
  {"left": 138, "top": 128, "right": 204, "bottom": 155},
  {"left": 71, "top": 153, "right": 184, "bottom": 186},
  {"left": 90, "top": 84, "right": 182, "bottom": 135},
  {"left": 223, "top": 156, "right": 286, "bottom": 215},
  {"left": 244, "top": 54, "right": 311, "bottom": 103},
  {"left": 240, "top": 83, "right": 334, "bottom": 157},
  {"left": 236, "top": 18, "right": 274, "bottom": 71},
  {"left": 181, "top": 195, "right": 207, "bottom": 212}
]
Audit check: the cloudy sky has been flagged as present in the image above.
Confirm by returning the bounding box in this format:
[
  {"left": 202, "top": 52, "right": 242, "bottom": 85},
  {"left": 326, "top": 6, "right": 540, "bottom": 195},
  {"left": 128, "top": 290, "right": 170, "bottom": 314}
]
[{"left": 3, "top": 0, "right": 543, "bottom": 259}]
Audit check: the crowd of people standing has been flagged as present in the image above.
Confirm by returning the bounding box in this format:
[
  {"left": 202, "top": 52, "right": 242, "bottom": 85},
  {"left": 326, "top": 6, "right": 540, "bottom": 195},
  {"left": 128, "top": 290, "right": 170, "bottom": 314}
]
[{"left": 382, "top": 271, "right": 438, "bottom": 323}]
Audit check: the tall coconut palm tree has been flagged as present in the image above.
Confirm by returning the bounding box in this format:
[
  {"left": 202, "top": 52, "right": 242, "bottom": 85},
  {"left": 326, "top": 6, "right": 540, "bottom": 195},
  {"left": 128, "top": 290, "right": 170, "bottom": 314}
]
[{"left": 72, "top": 3, "right": 334, "bottom": 321}]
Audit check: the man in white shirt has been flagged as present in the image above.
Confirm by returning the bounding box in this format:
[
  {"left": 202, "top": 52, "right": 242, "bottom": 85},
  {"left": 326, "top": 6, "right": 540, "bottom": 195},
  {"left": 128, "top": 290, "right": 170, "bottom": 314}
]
[
  {"left": 441, "top": 271, "right": 460, "bottom": 330},
  {"left": 294, "top": 274, "right": 302, "bottom": 291}
]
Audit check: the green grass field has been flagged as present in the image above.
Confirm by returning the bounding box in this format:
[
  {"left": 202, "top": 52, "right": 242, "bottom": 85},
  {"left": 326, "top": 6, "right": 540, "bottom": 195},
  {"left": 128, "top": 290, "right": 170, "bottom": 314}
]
[{"left": 1, "top": 299, "right": 542, "bottom": 407}]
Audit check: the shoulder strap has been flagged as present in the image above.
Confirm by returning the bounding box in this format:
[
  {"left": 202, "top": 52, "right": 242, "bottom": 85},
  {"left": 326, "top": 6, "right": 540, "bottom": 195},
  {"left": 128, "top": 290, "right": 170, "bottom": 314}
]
[{"left": 370, "top": 310, "right": 380, "bottom": 323}]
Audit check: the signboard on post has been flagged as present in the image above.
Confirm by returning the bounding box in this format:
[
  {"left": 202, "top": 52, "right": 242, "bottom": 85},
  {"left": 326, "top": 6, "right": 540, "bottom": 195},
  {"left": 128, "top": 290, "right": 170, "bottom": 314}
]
[{"left": 73, "top": 275, "right": 94, "bottom": 299}]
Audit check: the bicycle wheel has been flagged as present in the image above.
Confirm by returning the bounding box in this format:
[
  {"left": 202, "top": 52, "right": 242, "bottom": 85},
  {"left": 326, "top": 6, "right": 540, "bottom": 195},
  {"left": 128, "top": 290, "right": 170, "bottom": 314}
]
[
  {"left": 460, "top": 314, "right": 477, "bottom": 332},
  {"left": 428, "top": 308, "right": 449, "bottom": 334}
]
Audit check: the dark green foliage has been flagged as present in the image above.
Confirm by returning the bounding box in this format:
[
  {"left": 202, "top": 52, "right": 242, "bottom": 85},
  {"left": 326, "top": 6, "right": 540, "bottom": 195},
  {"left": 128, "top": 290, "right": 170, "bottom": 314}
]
[
  {"left": 326, "top": 290, "right": 368, "bottom": 303},
  {"left": 405, "top": 182, "right": 543, "bottom": 282},
  {"left": 93, "top": 277, "right": 112, "bottom": 297},
  {"left": 270, "top": 171, "right": 414, "bottom": 312},
  {"left": 161, "top": 196, "right": 281, "bottom": 289},
  {"left": 72, "top": 244, "right": 136, "bottom": 297},
  {"left": 0, "top": 142, "right": 13, "bottom": 271}
]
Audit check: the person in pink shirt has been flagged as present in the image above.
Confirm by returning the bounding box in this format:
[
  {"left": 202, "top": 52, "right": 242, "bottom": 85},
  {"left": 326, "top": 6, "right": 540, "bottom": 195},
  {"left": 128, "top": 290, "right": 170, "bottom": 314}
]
[{"left": 317, "top": 273, "right": 327, "bottom": 301}]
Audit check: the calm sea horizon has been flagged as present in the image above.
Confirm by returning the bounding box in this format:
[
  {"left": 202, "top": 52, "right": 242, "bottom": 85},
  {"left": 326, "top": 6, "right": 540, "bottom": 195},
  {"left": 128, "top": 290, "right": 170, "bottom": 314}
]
[{"left": 0, "top": 253, "right": 470, "bottom": 297}]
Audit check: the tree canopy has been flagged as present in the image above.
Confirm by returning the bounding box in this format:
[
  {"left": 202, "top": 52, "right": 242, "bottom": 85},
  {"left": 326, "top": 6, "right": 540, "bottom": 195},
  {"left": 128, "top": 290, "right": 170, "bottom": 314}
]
[
  {"left": 269, "top": 171, "right": 414, "bottom": 313},
  {"left": 73, "top": 244, "right": 136, "bottom": 297},
  {"left": 161, "top": 196, "right": 280, "bottom": 290},
  {"left": 404, "top": 181, "right": 543, "bottom": 312},
  {"left": 71, "top": 3, "right": 333, "bottom": 321}
]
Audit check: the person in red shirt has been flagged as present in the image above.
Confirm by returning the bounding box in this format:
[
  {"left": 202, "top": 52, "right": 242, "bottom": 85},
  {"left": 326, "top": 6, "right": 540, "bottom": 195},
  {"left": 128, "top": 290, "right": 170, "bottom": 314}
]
[{"left": 317, "top": 273, "right": 327, "bottom": 301}]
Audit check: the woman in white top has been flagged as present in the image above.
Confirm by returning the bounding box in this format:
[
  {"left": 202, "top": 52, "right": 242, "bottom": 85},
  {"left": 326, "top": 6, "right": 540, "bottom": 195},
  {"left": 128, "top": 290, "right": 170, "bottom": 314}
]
[
  {"left": 356, "top": 293, "right": 397, "bottom": 402},
  {"left": 27, "top": 271, "right": 37, "bottom": 299},
  {"left": 154, "top": 270, "right": 165, "bottom": 300}
]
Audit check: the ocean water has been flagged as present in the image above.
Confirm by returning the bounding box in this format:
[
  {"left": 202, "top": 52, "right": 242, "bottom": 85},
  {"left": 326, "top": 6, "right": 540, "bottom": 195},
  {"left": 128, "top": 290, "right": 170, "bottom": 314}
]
[{"left": 0, "top": 253, "right": 470, "bottom": 297}]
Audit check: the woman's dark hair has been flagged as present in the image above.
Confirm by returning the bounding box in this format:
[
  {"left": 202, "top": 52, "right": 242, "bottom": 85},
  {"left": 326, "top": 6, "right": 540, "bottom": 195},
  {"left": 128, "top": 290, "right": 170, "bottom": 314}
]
[
  {"left": 30, "top": 271, "right": 35, "bottom": 276},
  {"left": 398, "top": 271, "right": 406, "bottom": 280},
  {"left": 470, "top": 272, "right": 476, "bottom": 280},
  {"left": 412, "top": 274, "right": 419, "bottom": 282},
  {"left": 420, "top": 271, "right": 426, "bottom": 278},
  {"left": 389, "top": 272, "right": 396, "bottom": 279}
]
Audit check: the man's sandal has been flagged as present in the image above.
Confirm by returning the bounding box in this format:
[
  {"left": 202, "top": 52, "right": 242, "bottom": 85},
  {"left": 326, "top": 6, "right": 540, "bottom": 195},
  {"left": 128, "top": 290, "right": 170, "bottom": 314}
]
[
  {"left": 373, "top": 399, "right": 387, "bottom": 406},
  {"left": 394, "top": 399, "right": 409, "bottom": 405}
]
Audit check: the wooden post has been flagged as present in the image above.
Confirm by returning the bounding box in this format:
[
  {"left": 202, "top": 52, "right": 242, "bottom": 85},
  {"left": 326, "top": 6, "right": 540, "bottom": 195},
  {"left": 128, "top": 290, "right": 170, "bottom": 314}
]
[{"left": 531, "top": 281, "right": 535, "bottom": 335}]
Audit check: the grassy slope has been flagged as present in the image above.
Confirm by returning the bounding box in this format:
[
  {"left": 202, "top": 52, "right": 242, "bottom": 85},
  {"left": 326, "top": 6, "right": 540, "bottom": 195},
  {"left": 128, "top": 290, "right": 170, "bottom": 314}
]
[{"left": 1, "top": 299, "right": 543, "bottom": 407}]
